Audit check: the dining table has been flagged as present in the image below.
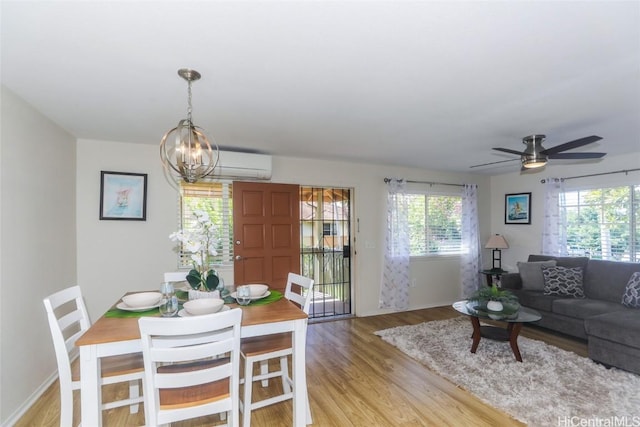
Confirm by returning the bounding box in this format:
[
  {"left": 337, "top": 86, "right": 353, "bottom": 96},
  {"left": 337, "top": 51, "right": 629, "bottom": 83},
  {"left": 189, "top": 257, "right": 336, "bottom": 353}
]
[{"left": 76, "top": 294, "right": 311, "bottom": 426}]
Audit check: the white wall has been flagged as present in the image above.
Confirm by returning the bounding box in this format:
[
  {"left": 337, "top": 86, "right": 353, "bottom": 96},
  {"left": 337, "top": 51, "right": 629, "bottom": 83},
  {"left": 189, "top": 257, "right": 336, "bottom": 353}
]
[
  {"left": 489, "top": 152, "right": 640, "bottom": 272},
  {"left": 76, "top": 139, "right": 180, "bottom": 318},
  {"left": 0, "top": 86, "right": 77, "bottom": 423}
]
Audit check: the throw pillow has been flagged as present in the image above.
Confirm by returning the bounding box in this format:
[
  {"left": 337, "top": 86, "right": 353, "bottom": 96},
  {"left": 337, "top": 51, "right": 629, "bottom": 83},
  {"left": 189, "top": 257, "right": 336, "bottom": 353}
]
[
  {"left": 517, "top": 260, "right": 557, "bottom": 291},
  {"left": 621, "top": 272, "right": 640, "bottom": 308},
  {"left": 542, "top": 266, "right": 585, "bottom": 298}
]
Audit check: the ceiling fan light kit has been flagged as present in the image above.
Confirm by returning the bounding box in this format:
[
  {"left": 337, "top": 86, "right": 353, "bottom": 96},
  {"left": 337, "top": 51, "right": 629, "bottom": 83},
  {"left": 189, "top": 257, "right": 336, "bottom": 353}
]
[{"left": 521, "top": 134, "right": 548, "bottom": 169}]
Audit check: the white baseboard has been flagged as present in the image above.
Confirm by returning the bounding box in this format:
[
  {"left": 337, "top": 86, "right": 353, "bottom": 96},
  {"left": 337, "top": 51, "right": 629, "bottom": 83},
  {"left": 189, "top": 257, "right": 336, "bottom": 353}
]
[{"left": 1, "top": 371, "right": 58, "bottom": 427}]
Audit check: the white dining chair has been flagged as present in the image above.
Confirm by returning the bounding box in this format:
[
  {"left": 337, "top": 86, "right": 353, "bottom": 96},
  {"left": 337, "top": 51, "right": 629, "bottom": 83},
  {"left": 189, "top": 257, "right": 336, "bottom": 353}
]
[
  {"left": 43, "top": 285, "right": 145, "bottom": 427},
  {"left": 240, "top": 272, "right": 314, "bottom": 427},
  {"left": 138, "top": 308, "right": 243, "bottom": 427}
]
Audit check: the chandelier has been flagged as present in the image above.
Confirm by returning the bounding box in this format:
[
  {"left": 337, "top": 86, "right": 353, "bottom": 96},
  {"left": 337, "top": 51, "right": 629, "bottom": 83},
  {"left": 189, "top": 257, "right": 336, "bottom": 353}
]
[{"left": 160, "top": 69, "right": 219, "bottom": 184}]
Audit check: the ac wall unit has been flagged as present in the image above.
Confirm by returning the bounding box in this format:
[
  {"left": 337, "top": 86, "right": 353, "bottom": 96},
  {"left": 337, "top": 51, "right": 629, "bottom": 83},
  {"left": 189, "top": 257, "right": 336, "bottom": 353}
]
[{"left": 208, "top": 151, "right": 272, "bottom": 180}]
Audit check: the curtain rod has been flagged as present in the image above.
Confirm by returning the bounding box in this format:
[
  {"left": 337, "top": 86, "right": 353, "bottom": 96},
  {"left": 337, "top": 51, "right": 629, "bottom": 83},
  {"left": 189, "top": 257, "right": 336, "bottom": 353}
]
[
  {"left": 540, "top": 168, "right": 640, "bottom": 183},
  {"left": 383, "top": 177, "right": 464, "bottom": 187}
]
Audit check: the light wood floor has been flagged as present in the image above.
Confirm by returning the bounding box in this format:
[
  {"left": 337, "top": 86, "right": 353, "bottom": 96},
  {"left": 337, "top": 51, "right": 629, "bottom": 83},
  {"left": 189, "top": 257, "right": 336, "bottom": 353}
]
[{"left": 16, "top": 306, "right": 587, "bottom": 427}]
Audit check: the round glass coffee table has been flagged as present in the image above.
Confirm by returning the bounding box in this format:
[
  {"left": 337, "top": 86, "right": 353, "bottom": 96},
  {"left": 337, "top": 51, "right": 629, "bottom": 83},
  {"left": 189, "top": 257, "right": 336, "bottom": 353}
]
[{"left": 452, "top": 300, "right": 541, "bottom": 362}]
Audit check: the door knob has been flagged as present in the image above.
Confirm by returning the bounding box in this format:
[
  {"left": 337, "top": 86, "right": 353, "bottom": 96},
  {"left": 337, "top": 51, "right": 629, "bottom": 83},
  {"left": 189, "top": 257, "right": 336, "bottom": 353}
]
[{"left": 235, "top": 255, "right": 243, "bottom": 261}]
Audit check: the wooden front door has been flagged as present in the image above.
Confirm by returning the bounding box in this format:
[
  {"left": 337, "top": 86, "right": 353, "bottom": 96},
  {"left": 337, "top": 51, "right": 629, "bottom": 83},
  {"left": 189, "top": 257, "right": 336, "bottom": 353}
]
[{"left": 233, "top": 182, "right": 300, "bottom": 293}]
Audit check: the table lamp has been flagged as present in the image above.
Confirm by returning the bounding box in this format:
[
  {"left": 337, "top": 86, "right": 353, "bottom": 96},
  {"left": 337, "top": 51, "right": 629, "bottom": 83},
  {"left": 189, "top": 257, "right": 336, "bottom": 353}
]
[{"left": 485, "top": 234, "right": 509, "bottom": 272}]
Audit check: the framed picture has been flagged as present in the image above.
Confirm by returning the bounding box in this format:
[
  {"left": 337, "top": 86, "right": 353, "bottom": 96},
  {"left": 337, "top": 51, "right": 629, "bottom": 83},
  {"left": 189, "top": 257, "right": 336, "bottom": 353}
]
[
  {"left": 505, "top": 192, "right": 531, "bottom": 224},
  {"left": 100, "top": 171, "right": 147, "bottom": 221}
]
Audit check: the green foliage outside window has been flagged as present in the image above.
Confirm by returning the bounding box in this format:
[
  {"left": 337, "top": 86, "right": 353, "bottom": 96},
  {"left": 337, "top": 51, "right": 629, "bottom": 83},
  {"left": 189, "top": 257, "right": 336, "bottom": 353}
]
[
  {"left": 562, "top": 185, "right": 638, "bottom": 261},
  {"left": 407, "top": 193, "right": 462, "bottom": 256}
]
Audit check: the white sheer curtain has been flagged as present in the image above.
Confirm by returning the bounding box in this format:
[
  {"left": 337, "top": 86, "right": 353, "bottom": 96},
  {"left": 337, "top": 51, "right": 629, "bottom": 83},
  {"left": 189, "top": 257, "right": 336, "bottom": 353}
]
[
  {"left": 379, "top": 178, "right": 410, "bottom": 311},
  {"left": 460, "top": 184, "right": 482, "bottom": 298},
  {"left": 542, "top": 178, "right": 567, "bottom": 255}
]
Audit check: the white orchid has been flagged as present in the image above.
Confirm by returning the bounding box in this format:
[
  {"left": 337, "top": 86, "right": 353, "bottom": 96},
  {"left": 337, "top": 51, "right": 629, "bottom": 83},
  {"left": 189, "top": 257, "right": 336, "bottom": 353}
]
[{"left": 170, "top": 210, "right": 220, "bottom": 291}]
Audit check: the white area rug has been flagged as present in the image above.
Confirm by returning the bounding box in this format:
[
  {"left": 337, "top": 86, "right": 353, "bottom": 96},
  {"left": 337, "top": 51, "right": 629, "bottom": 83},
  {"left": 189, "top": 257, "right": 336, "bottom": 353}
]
[{"left": 375, "top": 317, "right": 640, "bottom": 426}]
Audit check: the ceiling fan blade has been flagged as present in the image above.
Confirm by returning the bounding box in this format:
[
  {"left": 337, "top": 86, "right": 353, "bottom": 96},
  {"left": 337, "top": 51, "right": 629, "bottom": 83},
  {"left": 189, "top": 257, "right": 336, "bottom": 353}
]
[
  {"left": 469, "top": 158, "right": 520, "bottom": 168},
  {"left": 540, "top": 135, "right": 602, "bottom": 155},
  {"left": 548, "top": 152, "right": 606, "bottom": 159},
  {"left": 493, "top": 147, "right": 525, "bottom": 156}
]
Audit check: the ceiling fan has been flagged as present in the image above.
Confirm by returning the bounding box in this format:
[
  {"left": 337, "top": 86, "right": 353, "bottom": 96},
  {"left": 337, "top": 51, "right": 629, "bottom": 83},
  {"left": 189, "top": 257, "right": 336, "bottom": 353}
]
[{"left": 470, "top": 135, "right": 606, "bottom": 170}]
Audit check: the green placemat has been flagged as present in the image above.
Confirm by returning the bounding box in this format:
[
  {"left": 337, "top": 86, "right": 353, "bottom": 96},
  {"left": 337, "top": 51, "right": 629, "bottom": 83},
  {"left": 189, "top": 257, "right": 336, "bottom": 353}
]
[
  {"left": 245, "top": 289, "right": 283, "bottom": 306},
  {"left": 105, "top": 307, "right": 162, "bottom": 318},
  {"left": 177, "top": 289, "right": 283, "bottom": 306},
  {"left": 104, "top": 290, "right": 282, "bottom": 318}
]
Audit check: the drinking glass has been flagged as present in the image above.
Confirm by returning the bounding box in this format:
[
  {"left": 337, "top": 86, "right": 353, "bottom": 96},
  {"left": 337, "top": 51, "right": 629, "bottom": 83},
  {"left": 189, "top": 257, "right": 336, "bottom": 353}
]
[
  {"left": 236, "top": 285, "right": 251, "bottom": 306},
  {"left": 159, "top": 282, "right": 179, "bottom": 317}
]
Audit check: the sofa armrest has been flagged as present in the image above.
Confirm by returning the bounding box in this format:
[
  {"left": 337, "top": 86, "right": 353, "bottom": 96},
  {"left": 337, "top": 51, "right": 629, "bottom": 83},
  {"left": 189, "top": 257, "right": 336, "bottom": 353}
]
[{"left": 500, "top": 273, "right": 522, "bottom": 290}]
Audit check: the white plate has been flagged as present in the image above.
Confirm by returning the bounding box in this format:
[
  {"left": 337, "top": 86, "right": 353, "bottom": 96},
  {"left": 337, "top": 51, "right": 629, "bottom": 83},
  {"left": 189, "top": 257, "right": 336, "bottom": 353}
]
[
  {"left": 178, "top": 305, "right": 230, "bottom": 317},
  {"left": 116, "top": 301, "right": 162, "bottom": 312},
  {"left": 230, "top": 290, "right": 271, "bottom": 301}
]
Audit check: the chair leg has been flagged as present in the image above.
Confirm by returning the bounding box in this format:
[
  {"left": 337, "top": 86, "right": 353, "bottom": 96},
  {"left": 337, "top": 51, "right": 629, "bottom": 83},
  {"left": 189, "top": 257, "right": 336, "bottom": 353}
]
[
  {"left": 60, "top": 387, "right": 73, "bottom": 427},
  {"left": 306, "top": 388, "right": 312, "bottom": 424},
  {"left": 259, "top": 360, "right": 269, "bottom": 387},
  {"left": 243, "top": 359, "right": 254, "bottom": 427},
  {"left": 280, "top": 357, "right": 291, "bottom": 394},
  {"left": 128, "top": 380, "right": 140, "bottom": 414}
]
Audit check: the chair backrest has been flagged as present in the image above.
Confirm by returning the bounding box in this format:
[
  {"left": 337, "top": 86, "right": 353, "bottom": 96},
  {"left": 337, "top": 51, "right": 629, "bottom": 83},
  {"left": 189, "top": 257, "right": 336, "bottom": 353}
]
[
  {"left": 138, "top": 308, "right": 243, "bottom": 426},
  {"left": 284, "top": 273, "right": 315, "bottom": 314},
  {"left": 164, "top": 271, "right": 188, "bottom": 283},
  {"left": 43, "top": 286, "right": 91, "bottom": 388}
]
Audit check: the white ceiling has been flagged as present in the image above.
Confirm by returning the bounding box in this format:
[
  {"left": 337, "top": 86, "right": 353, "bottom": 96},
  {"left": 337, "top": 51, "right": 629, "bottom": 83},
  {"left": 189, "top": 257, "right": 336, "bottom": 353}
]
[{"left": 2, "top": 1, "right": 639, "bottom": 174}]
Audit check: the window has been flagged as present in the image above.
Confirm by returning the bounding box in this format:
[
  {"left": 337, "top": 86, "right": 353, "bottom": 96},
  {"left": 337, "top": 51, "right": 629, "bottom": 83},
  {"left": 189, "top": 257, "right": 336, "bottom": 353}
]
[
  {"left": 322, "top": 222, "right": 336, "bottom": 236},
  {"left": 407, "top": 192, "right": 463, "bottom": 256},
  {"left": 560, "top": 184, "right": 639, "bottom": 262},
  {"left": 178, "top": 182, "right": 234, "bottom": 268}
]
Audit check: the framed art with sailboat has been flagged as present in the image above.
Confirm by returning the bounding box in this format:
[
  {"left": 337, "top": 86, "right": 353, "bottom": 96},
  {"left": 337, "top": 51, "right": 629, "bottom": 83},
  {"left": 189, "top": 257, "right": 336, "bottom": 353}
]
[{"left": 505, "top": 192, "right": 531, "bottom": 224}]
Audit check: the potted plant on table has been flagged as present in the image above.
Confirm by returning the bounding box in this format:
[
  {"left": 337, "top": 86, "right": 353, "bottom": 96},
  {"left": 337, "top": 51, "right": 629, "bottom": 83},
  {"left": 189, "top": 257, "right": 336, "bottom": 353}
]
[
  {"left": 467, "top": 283, "right": 520, "bottom": 320},
  {"left": 169, "top": 210, "right": 226, "bottom": 297}
]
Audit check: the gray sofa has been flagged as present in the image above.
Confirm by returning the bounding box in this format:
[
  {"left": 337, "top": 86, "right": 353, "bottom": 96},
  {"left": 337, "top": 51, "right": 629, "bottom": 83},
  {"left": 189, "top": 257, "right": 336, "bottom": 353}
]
[{"left": 501, "top": 254, "right": 640, "bottom": 374}]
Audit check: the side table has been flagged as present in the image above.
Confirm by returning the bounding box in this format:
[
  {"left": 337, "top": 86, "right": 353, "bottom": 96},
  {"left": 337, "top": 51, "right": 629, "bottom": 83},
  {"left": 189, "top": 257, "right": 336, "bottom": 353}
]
[{"left": 480, "top": 269, "right": 508, "bottom": 287}]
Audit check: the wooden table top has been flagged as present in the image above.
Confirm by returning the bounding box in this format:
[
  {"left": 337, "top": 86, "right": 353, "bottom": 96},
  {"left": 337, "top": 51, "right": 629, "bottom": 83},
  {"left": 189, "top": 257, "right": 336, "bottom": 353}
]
[{"left": 77, "top": 298, "right": 307, "bottom": 346}]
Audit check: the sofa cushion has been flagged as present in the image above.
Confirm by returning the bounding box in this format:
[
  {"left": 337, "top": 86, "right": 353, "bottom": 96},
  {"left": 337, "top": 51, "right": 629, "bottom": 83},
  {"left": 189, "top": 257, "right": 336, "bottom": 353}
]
[
  {"left": 552, "top": 298, "right": 626, "bottom": 319},
  {"left": 583, "top": 259, "right": 640, "bottom": 303},
  {"left": 585, "top": 309, "right": 640, "bottom": 349},
  {"left": 542, "top": 266, "right": 585, "bottom": 298},
  {"left": 622, "top": 272, "right": 640, "bottom": 308},
  {"left": 517, "top": 260, "right": 557, "bottom": 291},
  {"left": 511, "top": 289, "right": 555, "bottom": 312}
]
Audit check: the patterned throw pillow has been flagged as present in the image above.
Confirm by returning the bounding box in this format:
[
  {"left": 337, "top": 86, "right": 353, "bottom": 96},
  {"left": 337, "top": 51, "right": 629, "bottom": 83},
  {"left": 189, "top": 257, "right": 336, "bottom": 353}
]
[
  {"left": 542, "top": 266, "right": 585, "bottom": 298},
  {"left": 621, "top": 272, "right": 640, "bottom": 308}
]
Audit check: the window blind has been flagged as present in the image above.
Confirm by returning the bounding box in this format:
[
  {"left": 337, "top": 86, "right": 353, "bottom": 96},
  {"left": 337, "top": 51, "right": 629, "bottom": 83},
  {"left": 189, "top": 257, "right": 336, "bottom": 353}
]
[
  {"left": 407, "top": 192, "right": 462, "bottom": 256},
  {"left": 178, "top": 181, "right": 234, "bottom": 268}
]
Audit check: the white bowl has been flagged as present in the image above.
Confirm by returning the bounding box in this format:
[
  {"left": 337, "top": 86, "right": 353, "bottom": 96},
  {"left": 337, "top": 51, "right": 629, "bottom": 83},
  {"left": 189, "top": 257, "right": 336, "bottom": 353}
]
[
  {"left": 183, "top": 298, "right": 224, "bottom": 316},
  {"left": 122, "top": 292, "right": 162, "bottom": 308},
  {"left": 246, "top": 284, "right": 269, "bottom": 297}
]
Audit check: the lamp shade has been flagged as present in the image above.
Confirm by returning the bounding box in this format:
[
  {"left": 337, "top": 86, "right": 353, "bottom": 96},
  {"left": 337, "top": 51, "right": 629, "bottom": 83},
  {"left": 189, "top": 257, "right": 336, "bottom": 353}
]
[{"left": 485, "top": 234, "right": 509, "bottom": 249}]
